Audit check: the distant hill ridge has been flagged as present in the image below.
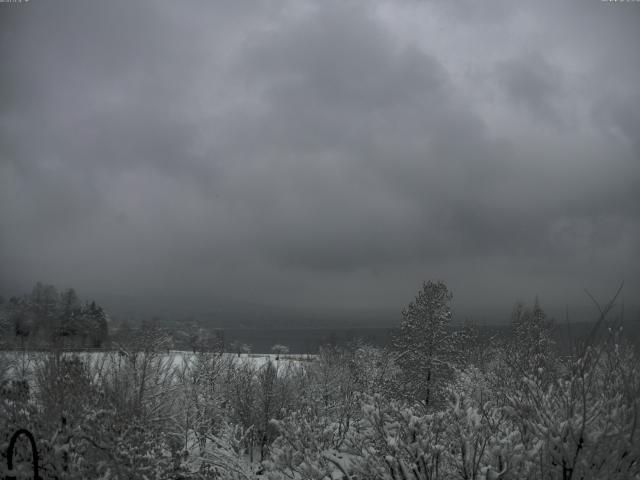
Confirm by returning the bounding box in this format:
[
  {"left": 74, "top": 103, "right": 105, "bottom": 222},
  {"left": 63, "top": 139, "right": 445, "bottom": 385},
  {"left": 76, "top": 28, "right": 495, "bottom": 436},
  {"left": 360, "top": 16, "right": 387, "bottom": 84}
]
[{"left": 167, "top": 320, "right": 640, "bottom": 354}]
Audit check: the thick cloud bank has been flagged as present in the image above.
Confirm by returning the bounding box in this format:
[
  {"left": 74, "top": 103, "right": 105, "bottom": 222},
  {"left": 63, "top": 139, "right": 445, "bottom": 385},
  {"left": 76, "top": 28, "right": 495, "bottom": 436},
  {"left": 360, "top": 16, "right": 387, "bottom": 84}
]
[{"left": 1, "top": 0, "right": 638, "bottom": 316}]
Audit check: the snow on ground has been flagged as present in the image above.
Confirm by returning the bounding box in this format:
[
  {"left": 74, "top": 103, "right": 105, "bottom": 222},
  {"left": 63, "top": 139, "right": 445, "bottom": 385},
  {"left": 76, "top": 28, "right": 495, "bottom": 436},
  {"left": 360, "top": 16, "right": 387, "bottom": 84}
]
[{"left": 0, "top": 350, "right": 316, "bottom": 383}]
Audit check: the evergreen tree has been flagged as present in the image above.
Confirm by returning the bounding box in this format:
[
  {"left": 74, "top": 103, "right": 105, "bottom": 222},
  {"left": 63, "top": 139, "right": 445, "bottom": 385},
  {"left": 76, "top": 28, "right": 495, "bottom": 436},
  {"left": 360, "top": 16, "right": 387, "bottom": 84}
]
[
  {"left": 56, "top": 288, "right": 82, "bottom": 341},
  {"left": 80, "top": 301, "right": 109, "bottom": 347},
  {"left": 509, "top": 298, "right": 555, "bottom": 383},
  {"left": 0, "top": 299, "right": 9, "bottom": 342},
  {"left": 393, "top": 280, "right": 455, "bottom": 407}
]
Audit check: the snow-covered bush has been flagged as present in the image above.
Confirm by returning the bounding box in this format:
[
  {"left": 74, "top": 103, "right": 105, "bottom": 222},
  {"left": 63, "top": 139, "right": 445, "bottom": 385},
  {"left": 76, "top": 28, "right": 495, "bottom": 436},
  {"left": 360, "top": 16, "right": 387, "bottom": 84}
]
[{"left": 505, "top": 335, "right": 640, "bottom": 479}]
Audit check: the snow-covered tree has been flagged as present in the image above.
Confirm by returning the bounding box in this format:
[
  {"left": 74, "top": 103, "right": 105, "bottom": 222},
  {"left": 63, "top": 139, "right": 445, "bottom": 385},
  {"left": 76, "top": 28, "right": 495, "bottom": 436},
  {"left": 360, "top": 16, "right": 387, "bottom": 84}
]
[
  {"left": 256, "top": 360, "right": 279, "bottom": 461},
  {"left": 271, "top": 344, "right": 289, "bottom": 360},
  {"left": 350, "top": 343, "right": 401, "bottom": 398},
  {"left": 393, "top": 281, "right": 456, "bottom": 408},
  {"left": 509, "top": 299, "right": 556, "bottom": 384}
]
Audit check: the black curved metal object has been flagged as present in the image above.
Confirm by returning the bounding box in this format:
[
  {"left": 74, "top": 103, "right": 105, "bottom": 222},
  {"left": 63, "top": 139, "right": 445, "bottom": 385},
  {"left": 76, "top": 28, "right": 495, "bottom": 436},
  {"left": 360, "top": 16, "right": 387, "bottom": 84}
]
[{"left": 6, "top": 428, "right": 41, "bottom": 480}]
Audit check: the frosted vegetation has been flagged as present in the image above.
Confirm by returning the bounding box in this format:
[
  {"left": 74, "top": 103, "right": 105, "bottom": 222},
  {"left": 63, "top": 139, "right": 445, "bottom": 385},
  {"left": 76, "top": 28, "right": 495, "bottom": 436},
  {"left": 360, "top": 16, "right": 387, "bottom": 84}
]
[{"left": 1, "top": 281, "right": 638, "bottom": 479}]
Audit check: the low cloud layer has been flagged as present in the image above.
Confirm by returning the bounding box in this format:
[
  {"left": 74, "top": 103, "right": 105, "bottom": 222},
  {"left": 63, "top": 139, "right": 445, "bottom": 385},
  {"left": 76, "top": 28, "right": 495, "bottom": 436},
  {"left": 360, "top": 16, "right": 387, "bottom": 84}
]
[{"left": 1, "top": 0, "right": 639, "bottom": 317}]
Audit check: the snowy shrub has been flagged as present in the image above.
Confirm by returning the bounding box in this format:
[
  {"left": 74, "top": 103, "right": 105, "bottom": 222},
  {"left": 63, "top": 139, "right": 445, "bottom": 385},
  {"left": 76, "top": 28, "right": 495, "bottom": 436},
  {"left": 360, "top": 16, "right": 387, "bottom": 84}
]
[
  {"left": 506, "top": 337, "right": 640, "bottom": 479},
  {"left": 352, "top": 393, "right": 448, "bottom": 480},
  {"left": 266, "top": 408, "right": 348, "bottom": 480}
]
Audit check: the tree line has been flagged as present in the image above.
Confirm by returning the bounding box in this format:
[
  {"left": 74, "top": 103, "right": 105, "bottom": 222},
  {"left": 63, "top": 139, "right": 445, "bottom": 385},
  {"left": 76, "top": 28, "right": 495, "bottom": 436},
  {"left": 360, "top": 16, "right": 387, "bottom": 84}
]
[{"left": 0, "top": 282, "right": 109, "bottom": 348}]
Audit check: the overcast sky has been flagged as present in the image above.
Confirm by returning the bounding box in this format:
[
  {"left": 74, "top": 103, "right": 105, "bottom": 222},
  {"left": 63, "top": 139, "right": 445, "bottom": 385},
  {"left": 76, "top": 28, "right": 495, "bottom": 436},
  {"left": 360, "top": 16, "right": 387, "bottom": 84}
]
[{"left": 1, "top": 0, "right": 638, "bottom": 319}]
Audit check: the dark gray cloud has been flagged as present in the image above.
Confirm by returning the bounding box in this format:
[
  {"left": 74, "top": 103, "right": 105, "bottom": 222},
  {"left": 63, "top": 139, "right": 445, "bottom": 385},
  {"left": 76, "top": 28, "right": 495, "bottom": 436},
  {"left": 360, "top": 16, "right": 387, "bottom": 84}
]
[
  {"left": 1, "top": 0, "right": 638, "bottom": 318},
  {"left": 496, "top": 52, "right": 565, "bottom": 125}
]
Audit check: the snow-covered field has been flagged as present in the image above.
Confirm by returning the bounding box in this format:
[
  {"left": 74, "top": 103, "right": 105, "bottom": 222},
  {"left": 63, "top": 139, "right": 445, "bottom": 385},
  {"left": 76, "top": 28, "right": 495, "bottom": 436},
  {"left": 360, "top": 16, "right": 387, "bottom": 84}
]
[{"left": 0, "top": 350, "right": 316, "bottom": 383}]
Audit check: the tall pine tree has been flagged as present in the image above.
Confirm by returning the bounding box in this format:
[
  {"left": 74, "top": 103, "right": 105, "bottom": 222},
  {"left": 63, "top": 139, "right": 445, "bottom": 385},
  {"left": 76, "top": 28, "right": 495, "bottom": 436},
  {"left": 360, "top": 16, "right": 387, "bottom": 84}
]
[{"left": 393, "top": 281, "right": 456, "bottom": 408}]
